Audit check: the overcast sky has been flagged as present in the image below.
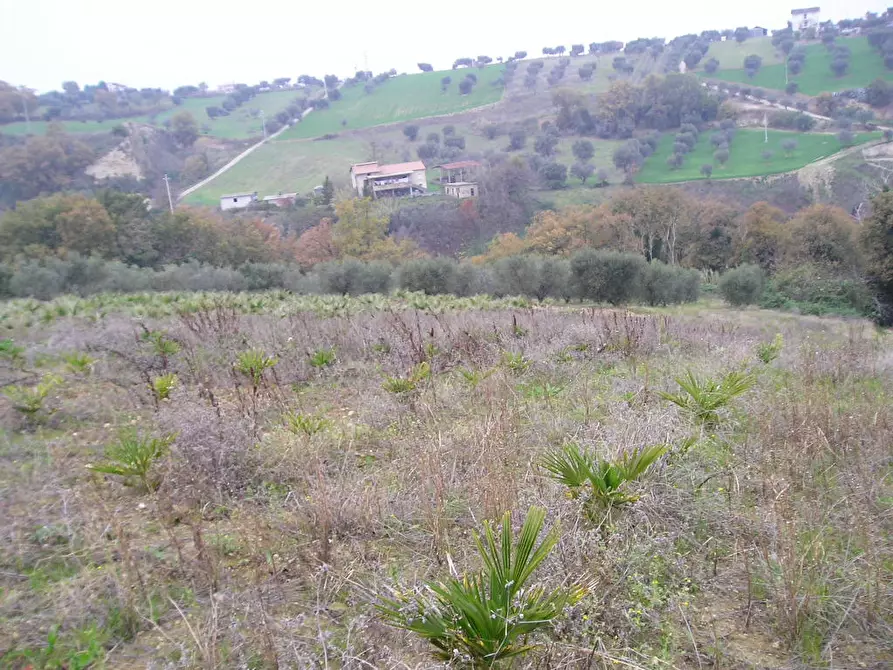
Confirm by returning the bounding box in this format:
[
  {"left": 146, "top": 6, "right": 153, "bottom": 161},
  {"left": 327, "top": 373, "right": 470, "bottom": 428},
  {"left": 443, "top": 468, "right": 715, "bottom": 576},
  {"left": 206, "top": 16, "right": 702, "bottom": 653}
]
[{"left": 2, "top": 0, "right": 890, "bottom": 92}]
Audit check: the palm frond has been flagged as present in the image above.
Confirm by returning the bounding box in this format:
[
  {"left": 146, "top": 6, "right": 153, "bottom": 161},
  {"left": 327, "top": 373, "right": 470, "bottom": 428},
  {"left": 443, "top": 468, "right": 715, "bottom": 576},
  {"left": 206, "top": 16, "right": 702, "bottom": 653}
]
[{"left": 540, "top": 443, "right": 593, "bottom": 488}]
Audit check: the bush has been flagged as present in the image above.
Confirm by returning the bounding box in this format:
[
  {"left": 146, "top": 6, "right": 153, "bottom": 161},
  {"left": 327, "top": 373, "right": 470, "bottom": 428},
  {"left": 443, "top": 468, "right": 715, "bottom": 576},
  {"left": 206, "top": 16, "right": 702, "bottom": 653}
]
[
  {"left": 767, "top": 263, "right": 875, "bottom": 317},
  {"left": 641, "top": 262, "right": 701, "bottom": 306},
  {"left": 718, "top": 264, "right": 765, "bottom": 306},
  {"left": 490, "top": 255, "right": 542, "bottom": 297},
  {"left": 397, "top": 258, "right": 459, "bottom": 295},
  {"left": 317, "top": 260, "right": 392, "bottom": 295},
  {"left": 570, "top": 249, "right": 647, "bottom": 305}
]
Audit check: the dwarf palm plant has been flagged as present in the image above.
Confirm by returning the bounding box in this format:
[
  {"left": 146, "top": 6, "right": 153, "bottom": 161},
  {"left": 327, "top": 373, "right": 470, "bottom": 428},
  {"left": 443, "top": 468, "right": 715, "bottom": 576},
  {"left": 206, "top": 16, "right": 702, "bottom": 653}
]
[
  {"left": 378, "top": 507, "right": 586, "bottom": 666},
  {"left": 282, "top": 410, "right": 332, "bottom": 437},
  {"left": 382, "top": 361, "right": 430, "bottom": 395},
  {"left": 152, "top": 373, "right": 178, "bottom": 401},
  {"left": 87, "top": 430, "right": 175, "bottom": 492},
  {"left": 309, "top": 347, "right": 336, "bottom": 369},
  {"left": 235, "top": 349, "right": 278, "bottom": 387},
  {"left": 541, "top": 442, "right": 666, "bottom": 514},
  {"left": 2, "top": 374, "right": 61, "bottom": 422},
  {"left": 755, "top": 333, "right": 783, "bottom": 364},
  {"left": 62, "top": 352, "right": 94, "bottom": 375},
  {"left": 659, "top": 369, "right": 756, "bottom": 427}
]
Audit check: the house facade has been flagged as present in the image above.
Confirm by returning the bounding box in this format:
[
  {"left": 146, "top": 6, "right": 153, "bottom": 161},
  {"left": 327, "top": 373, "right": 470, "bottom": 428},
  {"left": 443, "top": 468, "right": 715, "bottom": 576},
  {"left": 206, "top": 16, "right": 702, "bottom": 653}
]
[
  {"left": 349, "top": 161, "right": 428, "bottom": 198},
  {"left": 220, "top": 192, "right": 258, "bottom": 210},
  {"left": 438, "top": 160, "right": 480, "bottom": 199},
  {"left": 262, "top": 192, "right": 298, "bottom": 207},
  {"left": 791, "top": 7, "right": 821, "bottom": 31}
]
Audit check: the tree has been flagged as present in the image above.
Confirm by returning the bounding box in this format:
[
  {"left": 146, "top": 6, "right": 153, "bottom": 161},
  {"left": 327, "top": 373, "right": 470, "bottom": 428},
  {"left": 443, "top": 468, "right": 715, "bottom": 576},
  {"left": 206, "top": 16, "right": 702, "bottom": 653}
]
[
  {"left": 761, "top": 149, "right": 774, "bottom": 161},
  {"left": 441, "top": 76, "right": 452, "bottom": 91},
  {"left": 784, "top": 204, "right": 862, "bottom": 270},
  {"left": 734, "top": 27, "right": 750, "bottom": 44},
  {"left": 514, "top": 51, "right": 528, "bottom": 60},
  {"left": 539, "top": 162, "right": 568, "bottom": 189},
  {"left": 612, "top": 141, "right": 644, "bottom": 176},
  {"left": 785, "top": 81, "right": 799, "bottom": 95},
  {"left": 570, "top": 162, "right": 595, "bottom": 183},
  {"left": 570, "top": 44, "right": 585, "bottom": 57},
  {"left": 427, "top": 132, "right": 440, "bottom": 144},
  {"left": 667, "top": 153, "right": 684, "bottom": 169},
  {"left": 743, "top": 54, "right": 762, "bottom": 78},
  {"left": 714, "top": 148, "right": 730, "bottom": 166},
  {"left": 418, "top": 63, "right": 434, "bottom": 72},
  {"left": 704, "top": 58, "right": 720, "bottom": 74},
  {"left": 734, "top": 201, "right": 788, "bottom": 270},
  {"left": 534, "top": 134, "right": 558, "bottom": 157},
  {"left": 578, "top": 65, "right": 595, "bottom": 81},
  {"left": 830, "top": 57, "right": 849, "bottom": 77},
  {"left": 572, "top": 139, "right": 595, "bottom": 162},
  {"left": 330, "top": 198, "right": 419, "bottom": 262},
  {"left": 684, "top": 49, "right": 703, "bottom": 70},
  {"left": 170, "top": 111, "right": 199, "bottom": 147},
  {"left": 508, "top": 129, "right": 527, "bottom": 151},
  {"left": 867, "top": 78, "right": 892, "bottom": 107},
  {"left": 788, "top": 59, "right": 803, "bottom": 76},
  {"left": 718, "top": 264, "right": 765, "bottom": 305},
  {"left": 863, "top": 190, "right": 893, "bottom": 322},
  {"left": 458, "top": 79, "right": 473, "bottom": 95},
  {"left": 700, "top": 164, "right": 713, "bottom": 179},
  {"left": 403, "top": 124, "right": 420, "bottom": 141},
  {"left": 570, "top": 249, "right": 647, "bottom": 304},
  {"left": 442, "top": 125, "right": 455, "bottom": 137},
  {"left": 320, "top": 176, "right": 334, "bottom": 206},
  {"left": 838, "top": 129, "right": 855, "bottom": 146},
  {"left": 0, "top": 127, "right": 94, "bottom": 202},
  {"left": 556, "top": 45, "right": 566, "bottom": 56},
  {"left": 781, "top": 138, "right": 798, "bottom": 156}
]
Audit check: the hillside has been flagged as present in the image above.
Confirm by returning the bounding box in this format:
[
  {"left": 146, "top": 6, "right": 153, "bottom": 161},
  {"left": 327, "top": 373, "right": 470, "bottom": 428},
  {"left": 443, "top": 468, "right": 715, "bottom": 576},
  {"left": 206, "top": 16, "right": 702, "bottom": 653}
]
[
  {"left": 700, "top": 36, "right": 893, "bottom": 95},
  {"left": 183, "top": 54, "right": 635, "bottom": 204}
]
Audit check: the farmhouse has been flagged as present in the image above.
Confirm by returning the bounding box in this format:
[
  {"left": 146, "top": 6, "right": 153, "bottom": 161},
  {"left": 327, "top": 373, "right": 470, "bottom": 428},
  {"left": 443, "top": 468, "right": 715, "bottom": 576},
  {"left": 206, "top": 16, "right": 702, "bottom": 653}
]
[
  {"left": 751, "top": 26, "right": 769, "bottom": 37},
  {"left": 220, "top": 192, "right": 258, "bottom": 210},
  {"left": 349, "top": 161, "right": 428, "bottom": 198},
  {"left": 791, "top": 7, "right": 821, "bottom": 31},
  {"left": 262, "top": 192, "right": 298, "bottom": 207},
  {"left": 437, "top": 160, "right": 480, "bottom": 199}
]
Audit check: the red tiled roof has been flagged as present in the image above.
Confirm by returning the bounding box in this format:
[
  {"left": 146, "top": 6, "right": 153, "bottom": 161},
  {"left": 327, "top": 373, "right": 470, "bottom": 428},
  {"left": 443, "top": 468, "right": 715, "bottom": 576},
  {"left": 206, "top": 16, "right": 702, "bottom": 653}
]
[
  {"left": 350, "top": 162, "right": 380, "bottom": 175},
  {"left": 439, "top": 160, "right": 481, "bottom": 170}
]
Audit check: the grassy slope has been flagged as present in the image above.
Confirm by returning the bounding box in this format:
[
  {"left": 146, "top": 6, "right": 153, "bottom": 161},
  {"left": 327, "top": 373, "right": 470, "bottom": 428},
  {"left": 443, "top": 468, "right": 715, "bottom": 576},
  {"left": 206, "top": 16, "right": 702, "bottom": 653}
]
[
  {"left": 0, "top": 91, "right": 304, "bottom": 139},
  {"left": 639, "top": 128, "right": 878, "bottom": 184},
  {"left": 701, "top": 37, "right": 893, "bottom": 95},
  {"left": 276, "top": 66, "right": 506, "bottom": 140}
]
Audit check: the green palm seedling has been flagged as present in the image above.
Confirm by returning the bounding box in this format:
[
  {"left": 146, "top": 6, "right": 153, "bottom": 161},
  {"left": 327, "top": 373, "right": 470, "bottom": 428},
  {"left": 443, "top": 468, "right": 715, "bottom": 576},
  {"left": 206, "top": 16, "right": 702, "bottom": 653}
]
[
  {"left": 87, "top": 430, "right": 176, "bottom": 492},
  {"left": 0, "top": 338, "right": 26, "bottom": 367},
  {"left": 2, "top": 374, "right": 61, "bottom": 421},
  {"left": 658, "top": 369, "right": 756, "bottom": 427},
  {"left": 378, "top": 507, "right": 587, "bottom": 666},
  {"left": 282, "top": 410, "right": 332, "bottom": 437},
  {"left": 152, "top": 373, "right": 178, "bottom": 401},
  {"left": 541, "top": 442, "right": 666, "bottom": 513},
  {"left": 382, "top": 361, "right": 430, "bottom": 395},
  {"left": 143, "top": 331, "right": 180, "bottom": 368},
  {"left": 755, "top": 333, "right": 783, "bottom": 364},
  {"left": 459, "top": 366, "right": 495, "bottom": 390},
  {"left": 235, "top": 349, "right": 278, "bottom": 387},
  {"left": 501, "top": 351, "right": 531, "bottom": 375},
  {"left": 308, "top": 347, "right": 336, "bottom": 369},
  {"left": 62, "top": 352, "right": 94, "bottom": 375}
]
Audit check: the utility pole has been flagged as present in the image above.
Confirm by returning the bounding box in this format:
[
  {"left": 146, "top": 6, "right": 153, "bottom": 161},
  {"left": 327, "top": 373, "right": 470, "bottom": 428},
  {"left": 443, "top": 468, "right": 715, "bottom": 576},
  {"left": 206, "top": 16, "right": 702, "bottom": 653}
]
[
  {"left": 162, "top": 174, "right": 174, "bottom": 213},
  {"left": 260, "top": 110, "right": 267, "bottom": 140}
]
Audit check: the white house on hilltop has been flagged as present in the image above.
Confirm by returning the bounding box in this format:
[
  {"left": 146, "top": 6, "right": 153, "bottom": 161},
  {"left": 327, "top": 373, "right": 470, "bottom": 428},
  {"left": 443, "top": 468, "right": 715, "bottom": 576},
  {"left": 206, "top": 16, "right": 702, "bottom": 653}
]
[{"left": 791, "top": 6, "right": 821, "bottom": 31}]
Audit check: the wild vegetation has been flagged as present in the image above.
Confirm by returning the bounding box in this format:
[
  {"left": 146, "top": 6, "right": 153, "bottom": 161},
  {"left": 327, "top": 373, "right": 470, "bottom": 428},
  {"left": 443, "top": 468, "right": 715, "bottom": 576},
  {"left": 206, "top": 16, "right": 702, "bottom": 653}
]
[{"left": 0, "top": 292, "right": 890, "bottom": 667}]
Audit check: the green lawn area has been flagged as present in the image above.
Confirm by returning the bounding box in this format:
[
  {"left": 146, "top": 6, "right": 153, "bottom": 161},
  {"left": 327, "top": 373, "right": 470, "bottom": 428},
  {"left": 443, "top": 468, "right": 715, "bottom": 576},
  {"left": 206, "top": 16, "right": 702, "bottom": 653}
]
[
  {"left": 276, "top": 66, "right": 505, "bottom": 140},
  {"left": 638, "top": 128, "right": 879, "bottom": 184},
  {"left": 703, "top": 37, "right": 785, "bottom": 67},
  {"left": 700, "top": 37, "right": 893, "bottom": 95},
  {"left": 0, "top": 91, "right": 304, "bottom": 139},
  {"left": 0, "top": 118, "right": 129, "bottom": 136},
  {"left": 183, "top": 137, "right": 370, "bottom": 206}
]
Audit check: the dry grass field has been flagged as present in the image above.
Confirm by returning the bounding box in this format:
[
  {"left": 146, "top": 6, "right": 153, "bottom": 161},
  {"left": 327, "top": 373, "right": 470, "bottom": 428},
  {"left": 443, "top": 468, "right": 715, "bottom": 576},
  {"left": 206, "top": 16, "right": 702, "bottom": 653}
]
[{"left": 0, "top": 292, "right": 891, "bottom": 668}]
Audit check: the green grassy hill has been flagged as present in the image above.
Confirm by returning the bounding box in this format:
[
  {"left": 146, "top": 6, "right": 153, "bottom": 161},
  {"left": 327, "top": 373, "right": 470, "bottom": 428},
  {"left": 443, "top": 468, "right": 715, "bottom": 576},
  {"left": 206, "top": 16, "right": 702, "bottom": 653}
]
[
  {"left": 278, "top": 67, "right": 506, "bottom": 140},
  {"left": 700, "top": 37, "right": 893, "bottom": 95},
  {"left": 638, "top": 128, "right": 879, "bottom": 184}
]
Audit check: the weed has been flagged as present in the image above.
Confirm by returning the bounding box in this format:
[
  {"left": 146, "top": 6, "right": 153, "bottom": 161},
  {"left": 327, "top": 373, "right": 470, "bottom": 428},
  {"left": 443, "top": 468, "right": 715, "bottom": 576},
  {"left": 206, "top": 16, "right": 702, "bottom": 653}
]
[
  {"left": 152, "top": 373, "right": 178, "bottom": 401},
  {"left": 756, "top": 333, "right": 784, "bottom": 364},
  {"left": 87, "top": 430, "right": 176, "bottom": 492},
  {"left": 522, "top": 381, "right": 565, "bottom": 401},
  {"left": 459, "top": 366, "right": 495, "bottom": 390},
  {"left": 1, "top": 624, "right": 107, "bottom": 670},
  {"left": 281, "top": 410, "right": 332, "bottom": 437},
  {"left": 2, "top": 374, "right": 62, "bottom": 422},
  {"left": 501, "top": 351, "right": 531, "bottom": 375},
  {"left": 235, "top": 349, "right": 278, "bottom": 386},
  {"left": 541, "top": 442, "right": 667, "bottom": 516},
  {"left": 378, "top": 507, "right": 587, "bottom": 666},
  {"left": 383, "top": 361, "right": 430, "bottom": 395},
  {"left": 143, "top": 330, "right": 180, "bottom": 368},
  {"left": 308, "top": 346, "right": 336, "bottom": 369},
  {"left": 659, "top": 369, "right": 757, "bottom": 427},
  {"left": 62, "top": 351, "right": 95, "bottom": 375},
  {"left": 1, "top": 338, "right": 26, "bottom": 366}
]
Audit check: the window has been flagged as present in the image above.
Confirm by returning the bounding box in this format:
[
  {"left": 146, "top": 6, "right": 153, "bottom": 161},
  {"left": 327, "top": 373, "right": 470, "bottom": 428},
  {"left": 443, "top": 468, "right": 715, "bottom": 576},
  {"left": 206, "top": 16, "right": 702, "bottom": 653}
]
[{"left": 470, "top": 187, "right": 476, "bottom": 196}]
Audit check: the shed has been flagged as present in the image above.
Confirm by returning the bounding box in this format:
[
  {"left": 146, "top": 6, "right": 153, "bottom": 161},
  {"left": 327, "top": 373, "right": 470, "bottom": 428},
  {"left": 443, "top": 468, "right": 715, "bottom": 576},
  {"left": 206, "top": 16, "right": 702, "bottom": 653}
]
[{"left": 220, "top": 192, "right": 258, "bottom": 211}]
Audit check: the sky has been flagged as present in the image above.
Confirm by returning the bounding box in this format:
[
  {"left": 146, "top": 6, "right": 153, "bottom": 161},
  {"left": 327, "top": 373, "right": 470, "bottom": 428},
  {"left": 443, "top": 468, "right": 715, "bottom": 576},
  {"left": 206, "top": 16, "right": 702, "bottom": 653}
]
[{"left": 2, "top": 0, "right": 891, "bottom": 93}]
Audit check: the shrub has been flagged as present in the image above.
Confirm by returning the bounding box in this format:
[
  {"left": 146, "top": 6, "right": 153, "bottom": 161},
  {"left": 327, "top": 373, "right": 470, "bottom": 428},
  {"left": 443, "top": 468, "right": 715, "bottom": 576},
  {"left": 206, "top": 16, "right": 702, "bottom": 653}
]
[
  {"left": 398, "top": 258, "right": 459, "bottom": 295},
  {"left": 718, "top": 264, "right": 765, "bottom": 306},
  {"left": 570, "top": 249, "right": 647, "bottom": 305},
  {"left": 491, "top": 255, "right": 541, "bottom": 297},
  {"left": 309, "top": 347, "right": 336, "bottom": 368},
  {"left": 755, "top": 333, "right": 784, "bottom": 364},
  {"left": 2, "top": 374, "right": 61, "bottom": 423},
  {"left": 318, "top": 260, "right": 392, "bottom": 295},
  {"left": 640, "top": 262, "right": 700, "bottom": 305},
  {"left": 152, "top": 373, "right": 178, "bottom": 401},
  {"left": 378, "top": 507, "right": 587, "bottom": 665},
  {"left": 282, "top": 410, "right": 332, "bottom": 437}
]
